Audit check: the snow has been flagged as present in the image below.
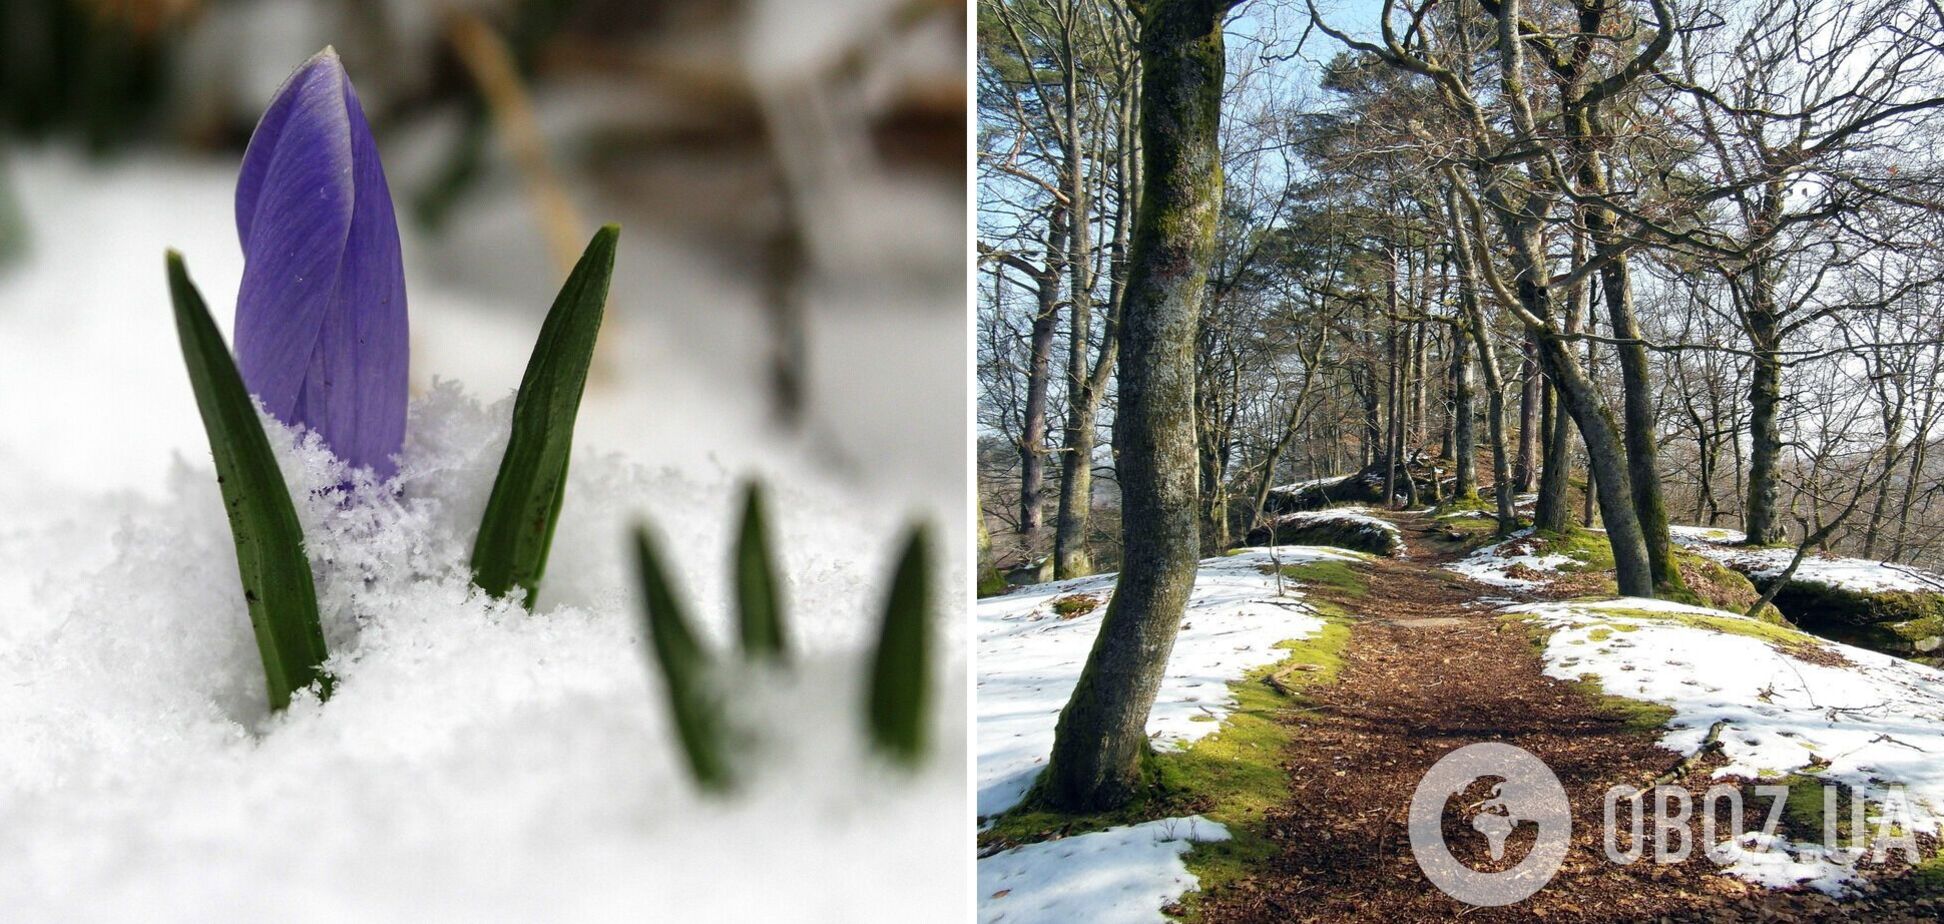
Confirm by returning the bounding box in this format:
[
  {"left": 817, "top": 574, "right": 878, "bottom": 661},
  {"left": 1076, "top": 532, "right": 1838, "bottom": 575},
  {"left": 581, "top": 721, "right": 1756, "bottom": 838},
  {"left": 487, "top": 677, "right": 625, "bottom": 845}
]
[
  {"left": 1512, "top": 596, "right": 1944, "bottom": 892},
  {"left": 1445, "top": 529, "right": 1575, "bottom": 589},
  {"left": 977, "top": 546, "right": 1355, "bottom": 818},
  {"left": 976, "top": 548, "right": 1355, "bottom": 920},
  {"left": 1267, "top": 506, "right": 1406, "bottom": 556},
  {"left": 0, "top": 151, "right": 966, "bottom": 919},
  {"left": 977, "top": 816, "right": 1231, "bottom": 924},
  {"left": 1268, "top": 474, "right": 1344, "bottom": 495},
  {"left": 1670, "top": 525, "right": 1944, "bottom": 595}
]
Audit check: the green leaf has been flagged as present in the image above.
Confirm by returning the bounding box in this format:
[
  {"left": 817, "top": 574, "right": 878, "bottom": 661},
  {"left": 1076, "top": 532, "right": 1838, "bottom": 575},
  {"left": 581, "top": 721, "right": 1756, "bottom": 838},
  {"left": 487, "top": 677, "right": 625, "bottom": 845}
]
[
  {"left": 166, "top": 251, "right": 330, "bottom": 712},
  {"left": 631, "top": 523, "right": 733, "bottom": 792},
  {"left": 867, "top": 524, "right": 932, "bottom": 764},
  {"left": 733, "top": 482, "right": 788, "bottom": 661},
  {"left": 471, "top": 224, "right": 620, "bottom": 607}
]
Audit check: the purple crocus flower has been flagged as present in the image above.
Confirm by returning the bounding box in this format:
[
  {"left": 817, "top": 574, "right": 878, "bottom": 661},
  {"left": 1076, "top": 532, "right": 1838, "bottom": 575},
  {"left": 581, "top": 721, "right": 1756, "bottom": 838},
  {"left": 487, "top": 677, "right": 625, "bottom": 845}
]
[{"left": 234, "top": 47, "right": 407, "bottom": 478}]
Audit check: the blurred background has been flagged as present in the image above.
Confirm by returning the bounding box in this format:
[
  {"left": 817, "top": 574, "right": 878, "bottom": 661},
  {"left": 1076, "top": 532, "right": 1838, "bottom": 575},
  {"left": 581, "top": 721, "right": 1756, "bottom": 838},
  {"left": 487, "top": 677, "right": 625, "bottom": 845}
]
[{"left": 0, "top": 0, "right": 966, "bottom": 510}]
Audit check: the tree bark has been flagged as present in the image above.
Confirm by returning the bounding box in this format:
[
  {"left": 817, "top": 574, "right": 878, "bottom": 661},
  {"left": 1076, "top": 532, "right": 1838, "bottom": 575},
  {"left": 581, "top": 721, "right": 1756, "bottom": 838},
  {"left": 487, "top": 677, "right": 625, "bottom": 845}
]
[
  {"left": 1039, "top": 0, "right": 1227, "bottom": 812},
  {"left": 1451, "top": 319, "right": 1476, "bottom": 500},
  {"left": 1515, "top": 333, "right": 1540, "bottom": 491},
  {"left": 1444, "top": 185, "right": 1517, "bottom": 533},
  {"left": 1570, "top": 101, "right": 1682, "bottom": 589},
  {"left": 1016, "top": 216, "right": 1067, "bottom": 541},
  {"left": 1742, "top": 281, "right": 1785, "bottom": 546}
]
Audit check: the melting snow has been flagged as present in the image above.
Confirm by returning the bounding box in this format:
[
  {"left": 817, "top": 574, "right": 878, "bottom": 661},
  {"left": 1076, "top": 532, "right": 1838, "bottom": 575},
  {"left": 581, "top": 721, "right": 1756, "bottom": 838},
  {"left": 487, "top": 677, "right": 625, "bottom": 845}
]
[
  {"left": 1670, "top": 525, "right": 1944, "bottom": 595},
  {"left": 977, "top": 547, "right": 1355, "bottom": 919},
  {"left": 977, "top": 816, "right": 1230, "bottom": 924},
  {"left": 977, "top": 546, "right": 1354, "bottom": 817},
  {"left": 1445, "top": 529, "right": 1575, "bottom": 589},
  {"left": 1513, "top": 596, "right": 1944, "bottom": 893}
]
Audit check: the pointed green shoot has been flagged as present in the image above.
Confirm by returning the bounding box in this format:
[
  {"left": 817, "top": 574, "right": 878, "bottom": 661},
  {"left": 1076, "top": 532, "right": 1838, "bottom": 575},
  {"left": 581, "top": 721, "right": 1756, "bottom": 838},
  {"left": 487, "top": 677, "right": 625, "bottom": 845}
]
[
  {"left": 632, "top": 523, "right": 733, "bottom": 792},
  {"left": 867, "top": 524, "right": 932, "bottom": 764},
  {"left": 166, "top": 251, "right": 330, "bottom": 711},
  {"left": 733, "top": 482, "right": 788, "bottom": 661},
  {"left": 471, "top": 224, "right": 620, "bottom": 607}
]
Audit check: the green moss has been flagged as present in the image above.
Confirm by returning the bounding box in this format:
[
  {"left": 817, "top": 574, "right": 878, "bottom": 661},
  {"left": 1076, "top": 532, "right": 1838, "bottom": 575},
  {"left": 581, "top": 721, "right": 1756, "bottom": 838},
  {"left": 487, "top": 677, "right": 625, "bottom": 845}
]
[
  {"left": 978, "top": 565, "right": 1008, "bottom": 598},
  {"left": 1664, "top": 551, "right": 1784, "bottom": 622},
  {"left": 1780, "top": 773, "right": 1841, "bottom": 843},
  {"left": 1432, "top": 493, "right": 1495, "bottom": 517},
  {"left": 1574, "top": 602, "right": 1827, "bottom": 656},
  {"left": 1532, "top": 527, "right": 1617, "bottom": 574},
  {"left": 1913, "top": 851, "right": 1944, "bottom": 894},
  {"left": 1569, "top": 672, "right": 1677, "bottom": 734},
  {"left": 979, "top": 609, "right": 1356, "bottom": 919},
  {"left": 1170, "top": 618, "right": 1351, "bottom": 919},
  {"left": 1263, "top": 558, "right": 1368, "bottom": 600}
]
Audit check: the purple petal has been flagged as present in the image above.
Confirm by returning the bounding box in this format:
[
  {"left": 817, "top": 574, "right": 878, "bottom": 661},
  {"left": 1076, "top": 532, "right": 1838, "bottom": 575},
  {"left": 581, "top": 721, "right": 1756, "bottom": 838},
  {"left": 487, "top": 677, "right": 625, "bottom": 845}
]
[{"left": 233, "top": 48, "right": 409, "bottom": 478}]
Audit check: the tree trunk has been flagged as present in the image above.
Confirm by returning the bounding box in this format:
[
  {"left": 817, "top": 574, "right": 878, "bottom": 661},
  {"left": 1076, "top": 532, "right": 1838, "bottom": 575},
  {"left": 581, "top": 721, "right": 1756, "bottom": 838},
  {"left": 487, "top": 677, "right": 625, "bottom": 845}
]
[
  {"left": 1573, "top": 103, "right": 1682, "bottom": 589},
  {"left": 1039, "top": 0, "right": 1225, "bottom": 812},
  {"left": 1743, "top": 289, "right": 1785, "bottom": 546},
  {"left": 1496, "top": 213, "right": 1652, "bottom": 594},
  {"left": 1515, "top": 333, "right": 1540, "bottom": 491},
  {"left": 1444, "top": 185, "right": 1516, "bottom": 533},
  {"left": 1535, "top": 381, "right": 1571, "bottom": 531},
  {"left": 1017, "top": 221, "right": 1066, "bottom": 540},
  {"left": 1451, "top": 321, "right": 1476, "bottom": 500}
]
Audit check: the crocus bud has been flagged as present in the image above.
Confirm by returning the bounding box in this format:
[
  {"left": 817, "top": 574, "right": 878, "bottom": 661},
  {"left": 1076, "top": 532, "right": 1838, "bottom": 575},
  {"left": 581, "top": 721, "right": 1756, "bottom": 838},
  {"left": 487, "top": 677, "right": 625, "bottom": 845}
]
[{"left": 234, "top": 47, "right": 407, "bottom": 478}]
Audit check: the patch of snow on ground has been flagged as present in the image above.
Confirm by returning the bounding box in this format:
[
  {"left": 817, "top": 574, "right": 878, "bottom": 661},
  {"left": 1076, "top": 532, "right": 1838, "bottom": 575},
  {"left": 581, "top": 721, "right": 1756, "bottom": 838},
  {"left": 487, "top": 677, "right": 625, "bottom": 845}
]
[
  {"left": 1445, "top": 529, "right": 1572, "bottom": 589},
  {"left": 1670, "top": 525, "right": 1944, "bottom": 595},
  {"left": 978, "top": 816, "right": 1231, "bottom": 924},
  {"left": 1668, "top": 525, "right": 1748, "bottom": 544},
  {"left": 976, "top": 546, "right": 1356, "bottom": 819},
  {"left": 1512, "top": 596, "right": 1944, "bottom": 893}
]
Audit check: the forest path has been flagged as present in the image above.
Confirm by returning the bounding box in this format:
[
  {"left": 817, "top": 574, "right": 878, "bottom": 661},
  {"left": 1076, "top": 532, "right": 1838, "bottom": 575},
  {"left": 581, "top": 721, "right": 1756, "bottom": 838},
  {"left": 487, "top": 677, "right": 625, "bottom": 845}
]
[{"left": 1195, "top": 510, "right": 1906, "bottom": 923}]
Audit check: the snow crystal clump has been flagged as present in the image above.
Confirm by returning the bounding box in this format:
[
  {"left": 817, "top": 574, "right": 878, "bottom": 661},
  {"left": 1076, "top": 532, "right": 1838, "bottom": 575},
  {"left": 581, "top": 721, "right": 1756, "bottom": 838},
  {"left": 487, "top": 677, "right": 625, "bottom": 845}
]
[{"left": 0, "top": 382, "right": 964, "bottom": 920}]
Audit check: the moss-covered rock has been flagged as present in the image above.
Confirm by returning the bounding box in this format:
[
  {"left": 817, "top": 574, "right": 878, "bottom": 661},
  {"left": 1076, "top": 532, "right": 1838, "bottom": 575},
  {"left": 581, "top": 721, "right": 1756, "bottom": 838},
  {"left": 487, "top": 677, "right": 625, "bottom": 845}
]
[
  {"left": 1243, "top": 510, "right": 1403, "bottom": 557},
  {"left": 1723, "top": 574, "right": 1944, "bottom": 662},
  {"left": 1666, "top": 552, "right": 1785, "bottom": 623}
]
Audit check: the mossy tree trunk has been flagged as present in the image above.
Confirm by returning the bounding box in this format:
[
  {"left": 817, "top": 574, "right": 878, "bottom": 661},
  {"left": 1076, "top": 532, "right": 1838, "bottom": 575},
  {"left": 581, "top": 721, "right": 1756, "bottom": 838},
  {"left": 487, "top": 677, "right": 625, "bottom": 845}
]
[
  {"left": 993, "top": 215, "right": 1068, "bottom": 545},
  {"left": 1743, "top": 281, "right": 1785, "bottom": 546},
  {"left": 1449, "top": 317, "right": 1477, "bottom": 500},
  {"left": 1444, "top": 182, "right": 1517, "bottom": 534},
  {"left": 1569, "top": 100, "right": 1683, "bottom": 591},
  {"left": 1515, "top": 333, "right": 1540, "bottom": 492},
  {"left": 1038, "top": 0, "right": 1230, "bottom": 812}
]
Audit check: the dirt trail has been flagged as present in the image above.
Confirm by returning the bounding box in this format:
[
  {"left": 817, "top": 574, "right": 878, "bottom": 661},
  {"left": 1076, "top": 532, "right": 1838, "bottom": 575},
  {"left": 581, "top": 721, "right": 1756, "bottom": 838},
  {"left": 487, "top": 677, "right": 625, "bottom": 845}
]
[{"left": 1196, "top": 512, "right": 1935, "bottom": 923}]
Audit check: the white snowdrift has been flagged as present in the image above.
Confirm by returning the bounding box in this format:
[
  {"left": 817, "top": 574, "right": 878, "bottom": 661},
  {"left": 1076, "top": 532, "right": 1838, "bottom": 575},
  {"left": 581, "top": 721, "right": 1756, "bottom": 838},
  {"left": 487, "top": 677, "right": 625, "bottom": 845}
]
[
  {"left": 0, "top": 387, "right": 966, "bottom": 921},
  {"left": 977, "top": 547, "right": 1355, "bottom": 921},
  {"left": 1670, "top": 526, "right": 1944, "bottom": 595},
  {"left": 1512, "top": 596, "right": 1944, "bottom": 893},
  {"left": 977, "top": 816, "right": 1231, "bottom": 924},
  {"left": 1446, "top": 528, "right": 1577, "bottom": 589},
  {"left": 977, "top": 546, "right": 1355, "bottom": 818}
]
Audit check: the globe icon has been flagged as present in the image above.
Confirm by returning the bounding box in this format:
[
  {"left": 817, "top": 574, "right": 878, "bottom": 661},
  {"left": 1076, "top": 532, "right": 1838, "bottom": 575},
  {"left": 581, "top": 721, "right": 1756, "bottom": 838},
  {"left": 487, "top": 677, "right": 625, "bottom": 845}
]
[{"left": 1409, "top": 743, "right": 1573, "bottom": 906}]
